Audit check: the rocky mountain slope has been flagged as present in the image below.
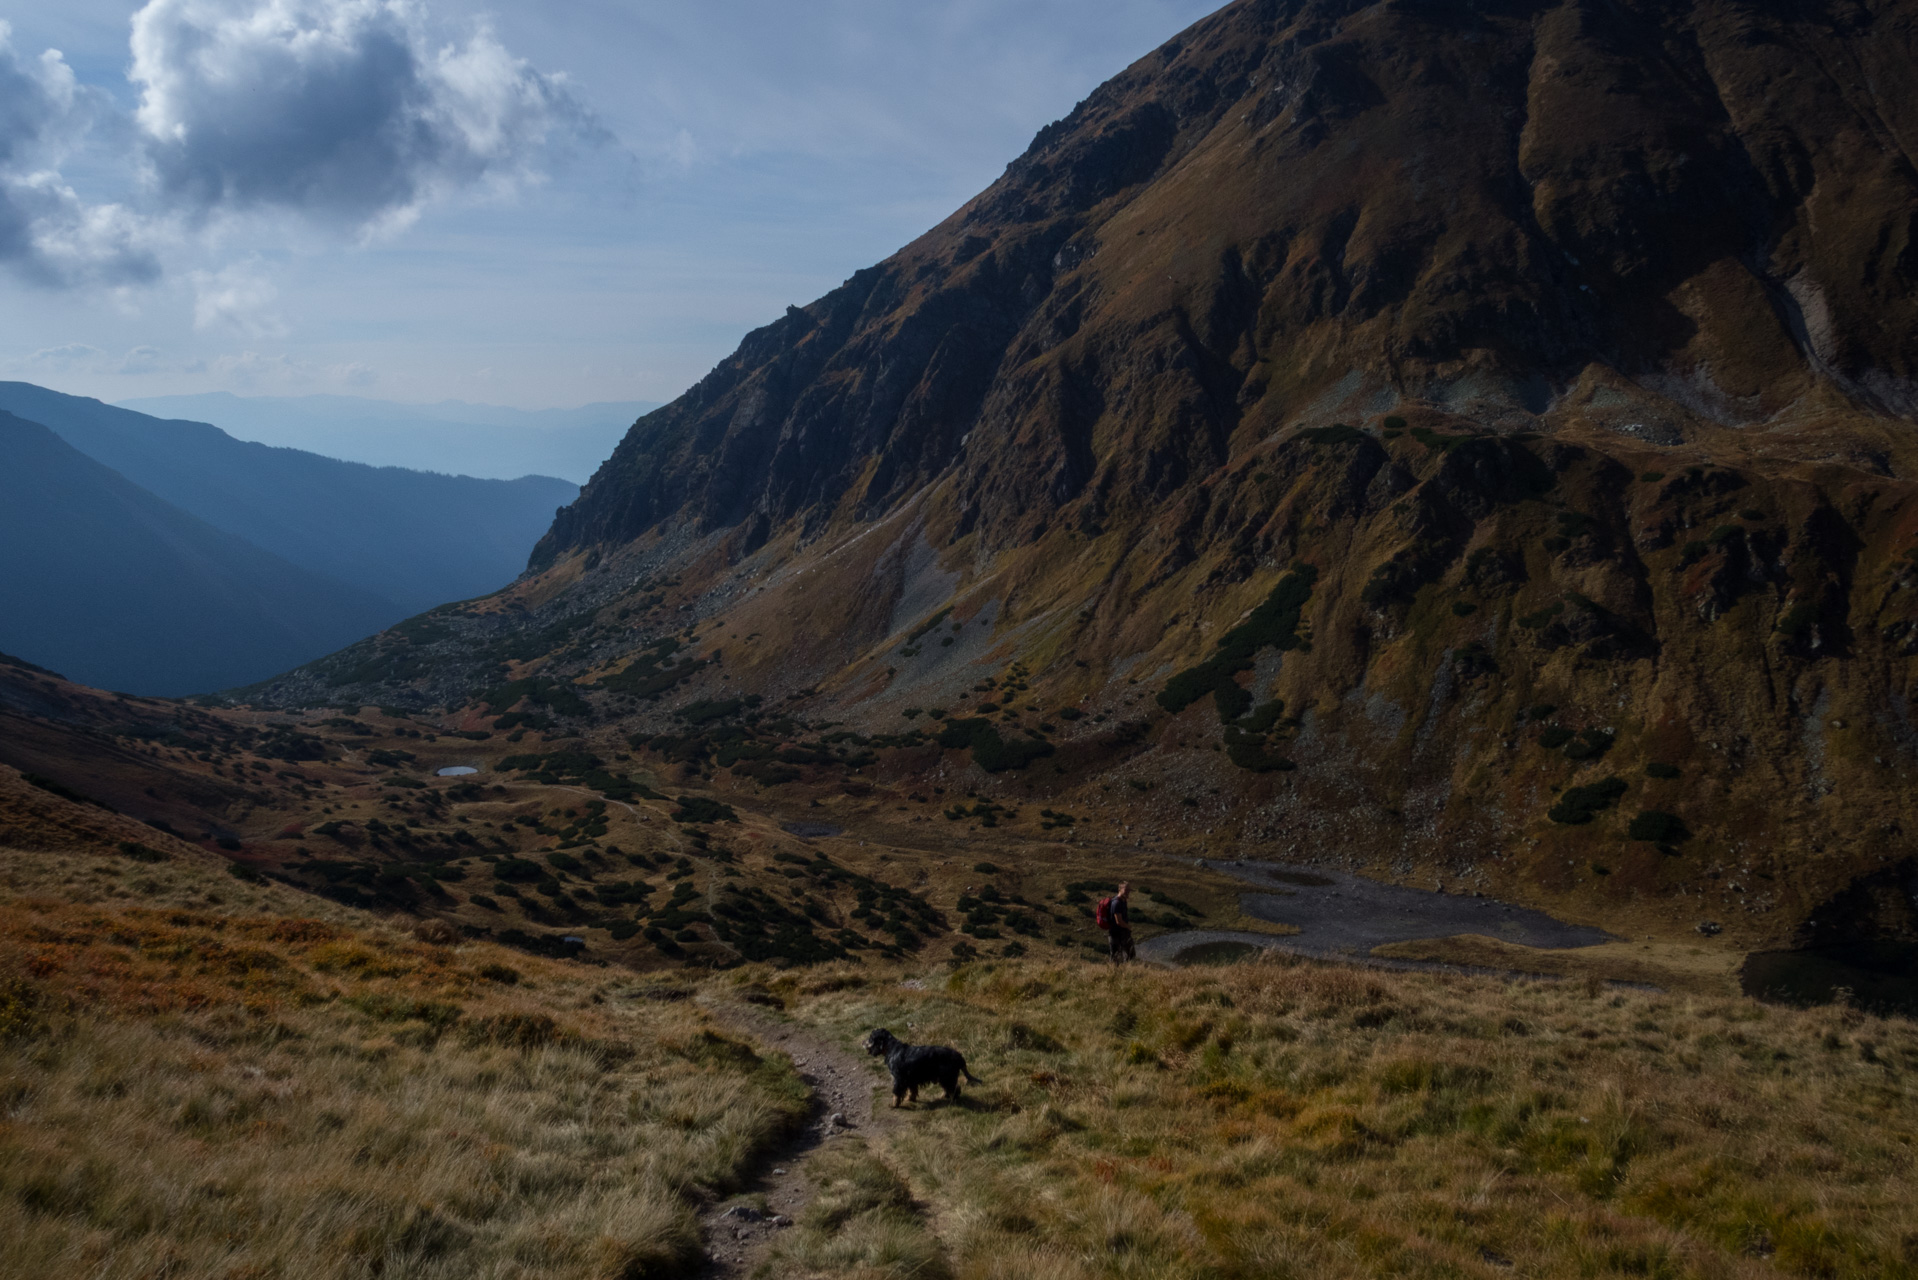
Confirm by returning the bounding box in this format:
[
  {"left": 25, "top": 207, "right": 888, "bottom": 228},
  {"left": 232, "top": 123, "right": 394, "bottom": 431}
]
[{"left": 234, "top": 0, "right": 1918, "bottom": 962}]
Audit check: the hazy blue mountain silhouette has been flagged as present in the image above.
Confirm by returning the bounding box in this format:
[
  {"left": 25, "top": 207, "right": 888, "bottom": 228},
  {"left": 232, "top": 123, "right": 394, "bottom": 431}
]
[
  {"left": 116, "top": 391, "right": 656, "bottom": 484},
  {"left": 0, "top": 383, "right": 578, "bottom": 613},
  {"left": 0, "top": 411, "right": 399, "bottom": 696}
]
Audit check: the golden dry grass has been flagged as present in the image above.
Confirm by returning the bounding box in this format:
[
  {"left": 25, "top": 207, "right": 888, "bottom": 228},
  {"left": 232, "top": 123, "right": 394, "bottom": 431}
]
[
  {"left": 763, "top": 954, "right": 1918, "bottom": 1280},
  {"left": 8, "top": 827, "right": 1918, "bottom": 1280},
  {"left": 0, "top": 849, "right": 808, "bottom": 1279}
]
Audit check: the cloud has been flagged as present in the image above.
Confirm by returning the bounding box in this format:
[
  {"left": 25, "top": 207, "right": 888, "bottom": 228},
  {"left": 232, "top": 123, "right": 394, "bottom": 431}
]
[
  {"left": 199, "top": 348, "right": 379, "bottom": 389},
  {"left": 130, "top": 0, "right": 597, "bottom": 235},
  {"left": 23, "top": 342, "right": 110, "bottom": 371},
  {"left": 191, "top": 261, "right": 285, "bottom": 334},
  {"left": 0, "top": 23, "right": 162, "bottom": 287}
]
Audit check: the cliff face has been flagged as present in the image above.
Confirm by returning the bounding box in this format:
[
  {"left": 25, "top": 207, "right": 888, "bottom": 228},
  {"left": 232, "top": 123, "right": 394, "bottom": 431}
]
[{"left": 537, "top": 0, "right": 1918, "bottom": 566}]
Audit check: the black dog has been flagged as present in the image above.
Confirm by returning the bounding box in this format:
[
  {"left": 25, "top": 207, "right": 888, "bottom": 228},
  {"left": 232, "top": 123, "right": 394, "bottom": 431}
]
[{"left": 863, "top": 1028, "right": 979, "bottom": 1107}]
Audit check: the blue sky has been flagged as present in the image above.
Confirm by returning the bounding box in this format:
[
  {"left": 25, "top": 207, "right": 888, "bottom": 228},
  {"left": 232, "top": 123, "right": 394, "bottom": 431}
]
[{"left": 0, "top": 1, "right": 1218, "bottom": 409}]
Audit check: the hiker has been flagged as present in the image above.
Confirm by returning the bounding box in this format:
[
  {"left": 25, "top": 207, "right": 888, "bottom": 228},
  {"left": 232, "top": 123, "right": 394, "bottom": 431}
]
[{"left": 1095, "top": 881, "right": 1135, "bottom": 964}]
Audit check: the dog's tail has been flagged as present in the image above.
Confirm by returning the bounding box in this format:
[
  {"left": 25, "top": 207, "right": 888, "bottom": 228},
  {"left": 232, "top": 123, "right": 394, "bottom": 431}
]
[{"left": 962, "top": 1057, "right": 981, "bottom": 1084}]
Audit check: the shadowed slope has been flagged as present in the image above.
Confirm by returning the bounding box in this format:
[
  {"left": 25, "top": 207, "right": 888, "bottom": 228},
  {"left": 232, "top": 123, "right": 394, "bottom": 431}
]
[
  {"left": 0, "top": 383, "right": 578, "bottom": 614},
  {"left": 0, "top": 413, "right": 397, "bottom": 695}
]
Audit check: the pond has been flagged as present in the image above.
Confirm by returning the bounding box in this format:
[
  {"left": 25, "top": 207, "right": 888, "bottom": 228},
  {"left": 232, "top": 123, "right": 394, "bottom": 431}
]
[
  {"left": 1741, "top": 942, "right": 1918, "bottom": 1017},
  {"left": 437, "top": 766, "right": 479, "bottom": 777},
  {"left": 1139, "top": 859, "right": 1612, "bottom": 970},
  {"left": 1221, "top": 860, "right": 1612, "bottom": 957},
  {"left": 1174, "top": 939, "right": 1261, "bottom": 966}
]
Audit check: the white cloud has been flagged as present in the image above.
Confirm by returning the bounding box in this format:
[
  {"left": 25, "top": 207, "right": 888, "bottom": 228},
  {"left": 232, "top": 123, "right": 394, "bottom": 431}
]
[
  {"left": 5, "top": 341, "right": 375, "bottom": 391},
  {"left": 23, "top": 342, "right": 110, "bottom": 371},
  {"left": 130, "top": 0, "right": 597, "bottom": 235},
  {"left": 191, "top": 260, "right": 285, "bottom": 334},
  {"left": 0, "top": 23, "right": 162, "bottom": 287},
  {"left": 200, "top": 348, "right": 379, "bottom": 389},
  {"left": 0, "top": 1, "right": 593, "bottom": 296}
]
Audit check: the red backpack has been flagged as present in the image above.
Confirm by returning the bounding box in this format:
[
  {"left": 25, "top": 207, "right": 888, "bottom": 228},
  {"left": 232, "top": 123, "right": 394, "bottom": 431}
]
[{"left": 1094, "top": 897, "right": 1115, "bottom": 931}]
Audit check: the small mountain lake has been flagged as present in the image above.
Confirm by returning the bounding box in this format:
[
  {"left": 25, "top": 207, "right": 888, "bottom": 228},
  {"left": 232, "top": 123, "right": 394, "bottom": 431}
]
[
  {"left": 1741, "top": 942, "right": 1918, "bottom": 1017},
  {"left": 436, "top": 766, "right": 479, "bottom": 777},
  {"left": 1140, "top": 859, "right": 1612, "bottom": 970}
]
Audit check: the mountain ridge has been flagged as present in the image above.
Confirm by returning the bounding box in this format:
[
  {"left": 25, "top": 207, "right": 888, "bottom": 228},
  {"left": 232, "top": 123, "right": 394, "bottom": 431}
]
[
  {"left": 0, "top": 382, "right": 579, "bottom": 615},
  {"left": 115, "top": 391, "right": 657, "bottom": 484},
  {"left": 534, "top": 0, "right": 1918, "bottom": 566},
  {"left": 0, "top": 411, "right": 399, "bottom": 695}
]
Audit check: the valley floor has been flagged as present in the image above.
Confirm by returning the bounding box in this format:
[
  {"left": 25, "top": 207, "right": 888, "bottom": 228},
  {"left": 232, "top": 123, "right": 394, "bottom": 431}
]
[{"left": 4, "top": 836, "right": 1917, "bottom": 1280}]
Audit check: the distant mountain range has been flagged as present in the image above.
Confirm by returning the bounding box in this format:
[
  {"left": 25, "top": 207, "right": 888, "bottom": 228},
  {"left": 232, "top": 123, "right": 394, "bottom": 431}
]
[
  {"left": 0, "top": 383, "right": 585, "bottom": 694},
  {"left": 116, "top": 392, "right": 658, "bottom": 484},
  {"left": 0, "top": 412, "right": 398, "bottom": 696}
]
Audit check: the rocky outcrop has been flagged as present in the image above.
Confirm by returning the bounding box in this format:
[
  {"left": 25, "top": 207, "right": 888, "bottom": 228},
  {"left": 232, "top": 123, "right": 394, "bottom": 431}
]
[{"left": 536, "top": 0, "right": 1918, "bottom": 567}]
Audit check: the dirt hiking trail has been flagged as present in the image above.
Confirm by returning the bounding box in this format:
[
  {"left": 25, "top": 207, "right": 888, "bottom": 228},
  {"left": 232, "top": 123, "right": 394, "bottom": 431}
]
[{"left": 694, "top": 998, "right": 892, "bottom": 1278}]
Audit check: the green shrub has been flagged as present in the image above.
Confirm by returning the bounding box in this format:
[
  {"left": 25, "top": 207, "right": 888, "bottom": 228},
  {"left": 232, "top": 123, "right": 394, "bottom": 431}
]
[
  {"left": 1225, "top": 735, "right": 1296, "bottom": 773},
  {"left": 116, "top": 841, "right": 167, "bottom": 864},
  {"left": 1238, "top": 700, "right": 1288, "bottom": 734},
  {"left": 1775, "top": 603, "right": 1820, "bottom": 639},
  {"left": 676, "top": 698, "right": 750, "bottom": 725},
  {"left": 673, "top": 796, "right": 738, "bottom": 824},
  {"left": 1453, "top": 642, "right": 1497, "bottom": 678},
  {"left": 1640, "top": 471, "right": 1665, "bottom": 483},
  {"left": 1159, "top": 567, "right": 1318, "bottom": 716},
  {"left": 1539, "top": 726, "right": 1575, "bottom": 749},
  {"left": 1213, "top": 682, "right": 1253, "bottom": 722},
  {"left": 494, "top": 858, "right": 545, "bottom": 883},
  {"left": 1628, "top": 811, "right": 1692, "bottom": 843},
  {"left": 1679, "top": 541, "right": 1712, "bottom": 566},
  {"left": 1561, "top": 728, "right": 1615, "bottom": 761},
  {"left": 1548, "top": 778, "right": 1629, "bottom": 825},
  {"left": 1299, "top": 423, "right": 1365, "bottom": 446},
  {"left": 1452, "top": 600, "right": 1478, "bottom": 616},
  {"left": 936, "top": 718, "right": 1054, "bottom": 773},
  {"left": 1646, "top": 762, "right": 1681, "bottom": 779}
]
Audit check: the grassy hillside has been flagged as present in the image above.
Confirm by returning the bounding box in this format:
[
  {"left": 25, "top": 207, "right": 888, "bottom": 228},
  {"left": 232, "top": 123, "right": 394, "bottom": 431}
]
[
  {"left": 764, "top": 957, "right": 1918, "bottom": 1280},
  {"left": 5, "top": 840, "right": 1913, "bottom": 1279},
  {"left": 2, "top": 722, "right": 1914, "bottom": 1278},
  {"left": 0, "top": 840, "right": 807, "bottom": 1279}
]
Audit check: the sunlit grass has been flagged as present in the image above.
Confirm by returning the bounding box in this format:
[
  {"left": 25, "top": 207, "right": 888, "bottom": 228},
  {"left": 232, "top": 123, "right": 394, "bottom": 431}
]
[
  {"left": 0, "top": 860, "right": 807, "bottom": 1279},
  {"left": 770, "top": 955, "right": 1918, "bottom": 1279}
]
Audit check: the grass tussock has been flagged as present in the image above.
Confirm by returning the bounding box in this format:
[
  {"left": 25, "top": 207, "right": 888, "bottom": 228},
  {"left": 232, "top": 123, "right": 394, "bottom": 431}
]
[
  {"left": 766, "top": 1135, "right": 951, "bottom": 1280},
  {"left": 0, "top": 883, "right": 807, "bottom": 1279},
  {"left": 769, "top": 955, "right": 1918, "bottom": 1280}
]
